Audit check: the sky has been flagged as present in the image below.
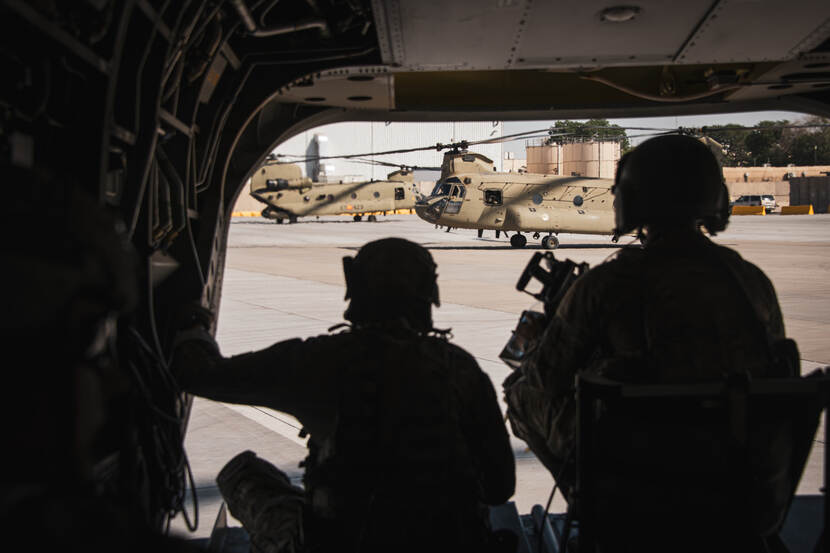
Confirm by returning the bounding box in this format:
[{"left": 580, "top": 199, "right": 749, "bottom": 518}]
[{"left": 501, "top": 110, "right": 809, "bottom": 156}]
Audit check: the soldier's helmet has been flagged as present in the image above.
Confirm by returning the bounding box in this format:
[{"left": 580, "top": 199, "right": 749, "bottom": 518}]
[
  {"left": 612, "top": 134, "right": 729, "bottom": 237},
  {"left": 343, "top": 238, "right": 440, "bottom": 331}
]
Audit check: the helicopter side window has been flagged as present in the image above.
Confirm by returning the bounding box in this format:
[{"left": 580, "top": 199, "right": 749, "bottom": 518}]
[
  {"left": 394, "top": 187, "right": 405, "bottom": 200},
  {"left": 484, "top": 189, "right": 502, "bottom": 206},
  {"left": 266, "top": 178, "right": 289, "bottom": 191},
  {"left": 451, "top": 185, "right": 466, "bottom": 199},
  {"left": 315, "top": 194, "right": 327, "bottom": 201}
]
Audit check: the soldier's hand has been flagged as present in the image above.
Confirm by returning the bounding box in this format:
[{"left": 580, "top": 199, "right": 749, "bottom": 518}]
[{"left": 173, "top": 301, "right": 214, "bottom": 332}]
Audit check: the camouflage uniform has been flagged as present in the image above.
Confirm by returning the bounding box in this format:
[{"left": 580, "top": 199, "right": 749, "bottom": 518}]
[
  {"left": 504, "top": 232, "right": 790, "bottom": 495},
  {"left": 175, "top": 321, "right": 515, "bottom": 552}
]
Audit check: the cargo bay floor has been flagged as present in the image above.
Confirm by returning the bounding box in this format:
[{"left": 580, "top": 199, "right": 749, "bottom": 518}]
[{"left": 171, "top": 213, "right": 830, "bottom": 539}]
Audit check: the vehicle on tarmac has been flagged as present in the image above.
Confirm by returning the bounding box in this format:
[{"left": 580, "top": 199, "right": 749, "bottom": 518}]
[
  {"left": 414, "top": 150, "right": 616, "bottom": 249},
  {"left": 730, "top": 194, "right": 776, "bottom": 212},
  {"left": 250, "top": 162, "right": 423, "bottom": 223}
]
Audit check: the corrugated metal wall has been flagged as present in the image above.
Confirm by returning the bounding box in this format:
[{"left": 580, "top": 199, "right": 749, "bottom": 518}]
[
  {"left": 275, "top": 121, "right": 504, "bottom": 181},
  {"left": 789, "top": 176, "right": 830, "bottom": 213}
]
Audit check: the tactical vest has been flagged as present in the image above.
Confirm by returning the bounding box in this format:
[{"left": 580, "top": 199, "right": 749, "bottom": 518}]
[{"left": 303, "top": 327, "right": 485, "bottom": 551}]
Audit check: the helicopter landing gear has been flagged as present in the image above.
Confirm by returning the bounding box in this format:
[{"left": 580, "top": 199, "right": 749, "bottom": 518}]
[
  {"left": 532, "top": 232, "right": 540, "bottom": 240},
  {"left": 275, "top": 218, "right": 283, "bottom": 224},
  {"left": 353, "top": 215, "right": 362, "bottom": 222},
  {"left": 510, "top": 233, "right": 527, "bottom": 248},
  {"left": 495, "top": 230, "right": 501, "bottom": 239},
  {"left": 477, "top": 229, "right": 483, "bottom": 238},
  {"left": 541, "top": 235, "right": 560, "bottom": 250},
  {"left": 288, "top": 215, "right": 298, "bottom": 224},
  {"left": 367, "top": 215, "right": 377, "bottom": 222}
]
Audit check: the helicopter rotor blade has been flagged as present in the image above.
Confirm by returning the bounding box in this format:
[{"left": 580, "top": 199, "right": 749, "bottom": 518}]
[{"left": 263, "top": 119, "right": 830, "bottom": 166}]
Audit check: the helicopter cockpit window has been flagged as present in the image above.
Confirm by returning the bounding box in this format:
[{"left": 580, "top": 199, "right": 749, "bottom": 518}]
[
  {"left": 451, "top": 185, "right": 466, "bottom": 199},
  {"left": 431, "top": 182, "right": 452, "bottom": 197},
  {"left": 484, "top": 189, "right": 502, "bottom": 206},
  {"left": 394, "top": 187, "right": 405, "bottom": 200}
]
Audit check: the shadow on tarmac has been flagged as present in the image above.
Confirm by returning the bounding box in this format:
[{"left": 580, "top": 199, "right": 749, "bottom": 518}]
[{"left": 422, "top": 243, "right": 630, "bottom": 251}]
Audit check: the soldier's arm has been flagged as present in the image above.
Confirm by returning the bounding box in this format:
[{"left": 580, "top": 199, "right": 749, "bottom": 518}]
[
  {"left": 471, "top": 368, "right": 516, "bottom": 505},
  {"left": 172, "top": 334, "right": 338, "bottom": 428},
  {"left": 521, "top": 277, "right": 600, "bottom": 397}
]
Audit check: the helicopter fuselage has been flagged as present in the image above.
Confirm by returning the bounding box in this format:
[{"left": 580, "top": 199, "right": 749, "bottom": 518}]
[
  {"left": 250, "top": 165, "right": 421, "bottom": 221},
  {"left": 415, "top": 171, "right": 616, "bottom": 235}
]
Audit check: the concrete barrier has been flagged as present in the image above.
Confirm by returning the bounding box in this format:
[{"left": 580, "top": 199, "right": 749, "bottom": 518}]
[
  {"left": 781, "top": 205, "right": 814, "bottom": 215},
  {"left": 232, "top": 211, "right": 260, "bottom": 217},
  {"left": 731, "top": 205, "right": 765, "bottom": 215}
]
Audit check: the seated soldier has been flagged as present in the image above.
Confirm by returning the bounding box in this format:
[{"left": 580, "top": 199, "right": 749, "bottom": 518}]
[
  {"left": 503, "top": 135, "right": 798, "bottom": 549},
  {"left": 172, "top": 237, "right": 516, "bottom": 552}
]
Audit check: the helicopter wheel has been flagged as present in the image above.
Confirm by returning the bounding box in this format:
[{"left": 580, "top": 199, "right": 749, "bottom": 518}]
[
  {"left": 275, "top": 218, "right": 283, "bottom": 225},
  {"left": 288, "top": 215, "right": 298, "bottom": 224},
  {"left": 368, "top": 215, "right": 377, "bottom": 222},
  {"left": 353, "top": 215, "right": 362, "bottom": 222},
  {"left": 510, "top": 233, "right": 527, "bottom": 248},
  {"left": 541, "top": 235, "right": 560, "bottom": 250}
]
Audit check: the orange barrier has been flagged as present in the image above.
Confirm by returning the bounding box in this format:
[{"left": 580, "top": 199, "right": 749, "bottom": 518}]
[
  {"left": 781, "top": 205, "right": 814, "bottom": 215},
  {"left": 731, "top": 205, "right": 765, "bottom": 215},
  {"left": 232, "top": 211, "right": 260, "bottom": 217}
]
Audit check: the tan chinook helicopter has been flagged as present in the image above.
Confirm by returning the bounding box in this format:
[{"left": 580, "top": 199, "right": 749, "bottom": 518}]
[
  {"left": 249, "top": 161, "right": 423, "bottom": 223},
  {"left": 415, "top": 150, "right": 616, "bottom": 248}
]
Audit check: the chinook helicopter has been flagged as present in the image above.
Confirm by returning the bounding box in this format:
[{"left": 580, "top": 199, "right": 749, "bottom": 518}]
[
  {"left": 250, "top": 160, "right": 423, "bottom": 223},
  {"left": 416, "top": 149, "right": 615, "bottom": 249}
]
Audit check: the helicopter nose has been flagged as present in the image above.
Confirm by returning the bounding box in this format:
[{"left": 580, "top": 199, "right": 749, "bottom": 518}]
[{"left": 414, "top": 202, "right": 435, "bottom": 222}]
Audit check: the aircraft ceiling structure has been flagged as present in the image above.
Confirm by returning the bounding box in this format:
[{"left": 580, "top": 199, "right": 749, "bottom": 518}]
[
  {"left": 1, "top": 0, "right": 830, "bottom": 533},
  {"left": 274, "top": 0, "right": 830, "bottom": 116}
]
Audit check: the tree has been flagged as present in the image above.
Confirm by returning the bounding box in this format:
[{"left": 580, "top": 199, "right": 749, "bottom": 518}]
[
  {"left": 702, "top": 116, "right": 830, "bottom": 166},
  {"left": 547, "top": 119, "right": 631, "bottom": 152},
  {"left": 700, "top": 124, "right": 751, "bottom": 166}
]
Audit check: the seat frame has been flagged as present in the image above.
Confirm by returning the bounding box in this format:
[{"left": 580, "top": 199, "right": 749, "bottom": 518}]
[{"left": 568, "top": 370, "right": 830, "bottom": 553}]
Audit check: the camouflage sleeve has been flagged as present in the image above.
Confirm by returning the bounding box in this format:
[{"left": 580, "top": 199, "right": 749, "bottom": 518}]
[
  {"left": 503, "top": 272, "right": 603, "bottom": 469},
  {"left": 522, "top": 275, "right": 601, "bottom": 397}
]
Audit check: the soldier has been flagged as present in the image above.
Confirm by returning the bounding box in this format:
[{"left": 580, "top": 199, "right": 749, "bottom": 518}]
[
  {"left": 503, "top": 134, "right": 796, "bottom": 500},
  {"left": 172, "top": 237, "right": 516, "bottom": 552}
]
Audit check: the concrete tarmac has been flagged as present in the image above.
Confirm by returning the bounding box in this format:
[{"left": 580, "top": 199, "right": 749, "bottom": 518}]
[{"left": 171, "top": 213, "right": 830, "bottom": 539}]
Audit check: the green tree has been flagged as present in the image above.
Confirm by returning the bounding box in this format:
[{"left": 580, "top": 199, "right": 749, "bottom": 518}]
[
  {"left": 700, "top": 124, "right": 751, "bottom": 166},
  {"left": 548, "top": 119, "right": 631, "bottom": 152},
  {"left": 743, "top": 120, "right": 787, "bottom": 165}
]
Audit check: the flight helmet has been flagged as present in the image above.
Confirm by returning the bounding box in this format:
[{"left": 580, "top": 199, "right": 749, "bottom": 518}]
[
  {"left": 612, "top": 134, "right": 729, "bottom": 237},
  {"left": 343, "top": 238, "right": 440, "bottom": 331}
]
